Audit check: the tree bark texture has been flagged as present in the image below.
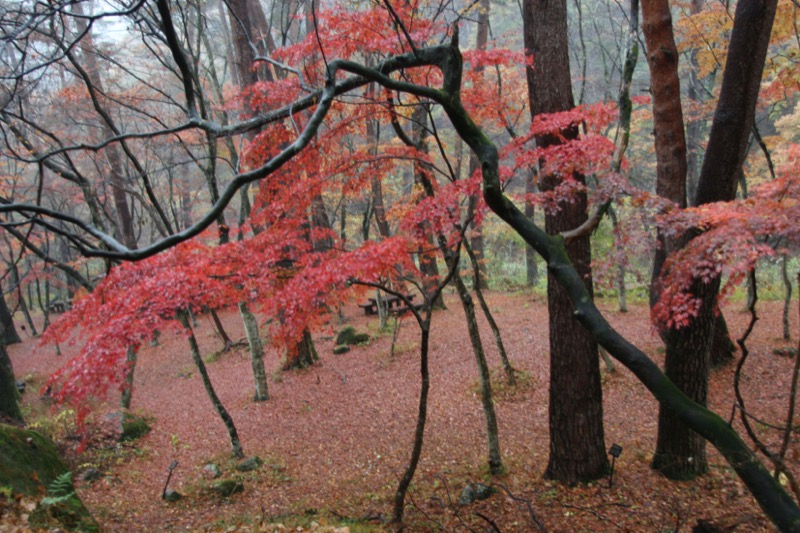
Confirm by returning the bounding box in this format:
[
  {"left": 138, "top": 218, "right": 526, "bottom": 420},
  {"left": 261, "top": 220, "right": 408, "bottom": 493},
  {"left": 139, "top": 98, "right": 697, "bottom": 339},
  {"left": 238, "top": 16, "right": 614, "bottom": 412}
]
[
  {"left": 523, "top": 0, "right": 608, "bottom": 484},
  {"left": 640, "top": 0, "right": 702, "bottom": 479},
  {"left": 0, "top": 342, "right": 22, "bottom": 424},
  {"left": 0, "top": 293, "right": 21, "bottom": 346},
  {"left": 650, "top": 0, "right": 777, "bottom": 479},
  {"left": 284, "top": 329, "right": 318, "bottom": 370}
]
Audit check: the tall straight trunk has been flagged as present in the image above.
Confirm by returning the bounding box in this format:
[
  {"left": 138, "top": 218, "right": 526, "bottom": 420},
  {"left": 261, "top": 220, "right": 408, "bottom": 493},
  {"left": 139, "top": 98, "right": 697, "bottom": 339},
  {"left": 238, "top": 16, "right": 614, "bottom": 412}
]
[
  {"left": 410, "top": 105, "right": 444, "bottom": 308},
  {"left": 784, "top": 254, "right": 792, "bottom": 341},
  {"left": 651, "top": 0, "right": 777, "bottom": 480},
  {"left": 525, "top": 169, "right": 539, "bottom": 286},
  {"left": 239, "top": 301, "right": 269, "bottom": 401},
  {"left": 0, "top": 342, "right": 22, "bottom": 424},
  {"left": 72, "top": 2, "right": 137, "bottom": 249},
  {"left": 640, "top": 0, "right": 698, "bottom": 479},
  {"left": 523, "top": 0, "right": 607, "bottom": 484},
  {"left": 467, "top": 0, "right": 490, "bottom": 290},
  {"left": 178, "top": 312, "right": 244, "bottom": 458},
  {"left": 685, "top": 0, "right": 708, "bottom": 206}
]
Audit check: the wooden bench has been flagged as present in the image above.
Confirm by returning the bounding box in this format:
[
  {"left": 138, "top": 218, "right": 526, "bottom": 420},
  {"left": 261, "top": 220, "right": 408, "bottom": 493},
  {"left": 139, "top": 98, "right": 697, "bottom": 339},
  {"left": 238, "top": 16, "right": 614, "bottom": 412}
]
[
  {"left": 48, "top": 300, "right": 72, "bottom": 313},
  {"left": 359, "top": 294, "right": 415, "bottom": 316},
  {"left": 389, "top": 302, "right": 424, "bottom": 316}
]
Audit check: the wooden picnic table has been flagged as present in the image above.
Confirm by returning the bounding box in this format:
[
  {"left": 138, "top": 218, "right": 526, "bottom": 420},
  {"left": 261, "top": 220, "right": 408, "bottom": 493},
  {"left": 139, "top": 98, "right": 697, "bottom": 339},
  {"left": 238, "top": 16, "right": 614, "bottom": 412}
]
[{"left": 358, "top": 294, "right": 415, "bottom": 316}]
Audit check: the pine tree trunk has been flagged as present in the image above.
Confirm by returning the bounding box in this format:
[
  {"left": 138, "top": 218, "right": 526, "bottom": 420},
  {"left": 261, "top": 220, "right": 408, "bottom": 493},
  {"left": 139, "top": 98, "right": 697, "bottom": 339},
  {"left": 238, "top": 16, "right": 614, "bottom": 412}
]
[{"left": 524, "top": 0, "right": 608, "bottom": 484}]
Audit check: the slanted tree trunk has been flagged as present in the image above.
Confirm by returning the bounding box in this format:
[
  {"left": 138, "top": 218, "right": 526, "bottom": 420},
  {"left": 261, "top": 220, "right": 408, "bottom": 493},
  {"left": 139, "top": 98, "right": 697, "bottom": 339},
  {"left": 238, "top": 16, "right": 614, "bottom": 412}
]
[
  {"left": 523, "top": 0, "right": 607, "bottom": 484},
  {"left": 466, "top": 240, "right": 516, "bottom": 385},
  {"left": 178, "top": 312, "right": 244, "bottom": 458},
  {"left": 0, "top": 342, "right": 22, "bottom": 425},
  {"left": 239, "top": 301, "right": 268, "bottom": 401},
  {"left": 453, "top": 272, "right": 503, "bottom": 474}
]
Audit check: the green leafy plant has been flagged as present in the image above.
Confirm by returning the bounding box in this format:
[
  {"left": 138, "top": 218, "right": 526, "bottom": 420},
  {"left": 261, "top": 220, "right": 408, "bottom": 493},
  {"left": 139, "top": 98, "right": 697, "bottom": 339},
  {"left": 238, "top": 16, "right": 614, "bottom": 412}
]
[{"left": 40, "top": 472, "right": 76, "bottom": 507}]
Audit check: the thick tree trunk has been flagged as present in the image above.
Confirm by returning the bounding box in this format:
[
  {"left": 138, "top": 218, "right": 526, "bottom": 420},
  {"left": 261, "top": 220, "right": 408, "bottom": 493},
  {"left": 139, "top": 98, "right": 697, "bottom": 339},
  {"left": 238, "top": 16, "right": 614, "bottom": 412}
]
[
  {"left": 0, "top": 342, "right": 22, "bottom": 425},
  {"left": 640, "top": 0, "right": 700, "bottom": 479},
  {"left": 0, "top": 293, "right": 21, "bottom": 346},
  {"left": 523, "top": 0, "right": 607, "bottom": 484},
  {"left": 710, "top": 313, "right": 736, "bottom": 367},
  {"left": 650, "top": 0, "right": 777, "bottom": 479},
  {"left": 283, "top": 329, "right": 318, "bottom": 370}
]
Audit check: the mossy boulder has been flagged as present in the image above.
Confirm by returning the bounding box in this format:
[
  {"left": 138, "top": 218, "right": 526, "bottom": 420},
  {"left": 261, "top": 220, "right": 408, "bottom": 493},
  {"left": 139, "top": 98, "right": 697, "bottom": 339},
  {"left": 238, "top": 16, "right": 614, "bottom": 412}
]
[
  {"left": 120, "top": 413, "right": 151, "bottom": 441},
  {"left": 335, "top": 327, "right": 369, "bottom": 346},
  {"left": 0, "top": 423, "right": 97, "bottom": 531},
  {"left": 210, "top": 479, "right": 244, "bottom": 497}
]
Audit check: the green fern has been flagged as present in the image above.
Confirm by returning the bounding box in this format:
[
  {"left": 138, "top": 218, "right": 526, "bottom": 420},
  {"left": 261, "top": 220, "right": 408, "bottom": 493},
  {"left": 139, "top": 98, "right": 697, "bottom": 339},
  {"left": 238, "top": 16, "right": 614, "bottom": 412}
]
[{"left": 40, "top": 472, "right": 76, "bottom": 506}]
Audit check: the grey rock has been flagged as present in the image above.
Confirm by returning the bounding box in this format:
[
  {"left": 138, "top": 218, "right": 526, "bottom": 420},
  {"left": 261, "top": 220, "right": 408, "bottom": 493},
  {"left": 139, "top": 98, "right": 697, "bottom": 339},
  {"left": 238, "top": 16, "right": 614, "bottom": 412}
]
[
  {"left": 203, "top": 463, "right": 222, "bottom": 479},
  {"left": 78, "top": 467, "right": 101, "bottom": 483},
  {"left": 235, "top": 456, "right": 261, "bottom": 472},
  {"left": 163, "top": 489, "right": 182, "bottom": 502}
]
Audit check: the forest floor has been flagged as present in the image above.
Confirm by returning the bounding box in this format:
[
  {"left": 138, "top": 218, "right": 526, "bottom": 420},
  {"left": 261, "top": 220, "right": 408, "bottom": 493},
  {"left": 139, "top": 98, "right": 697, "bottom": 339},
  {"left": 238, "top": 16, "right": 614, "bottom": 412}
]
[{"left": 8, "top": 290, "right": 799, "bottom": 532}]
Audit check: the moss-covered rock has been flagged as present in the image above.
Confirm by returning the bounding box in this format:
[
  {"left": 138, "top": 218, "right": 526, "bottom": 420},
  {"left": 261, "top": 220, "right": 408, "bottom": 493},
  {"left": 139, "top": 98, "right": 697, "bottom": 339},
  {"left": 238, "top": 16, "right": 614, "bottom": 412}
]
[
  {"left": 210, "top": 479, "right": 244, "bottom": 497},
  {"left": 335, "top": 327, "right": 369, "bottom": 346},
  {"left": 120, "top": 413, "right": 151, "bottom": 441},
  {"left": 0, "top": 423, "right": 97, "bottom": 531}
]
